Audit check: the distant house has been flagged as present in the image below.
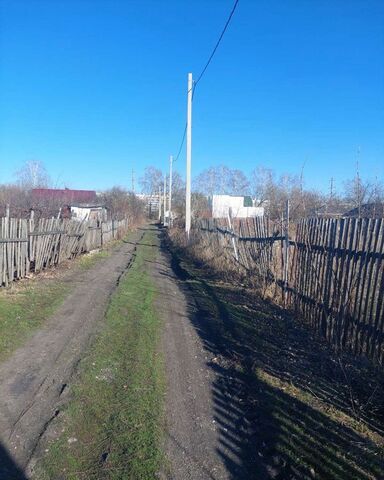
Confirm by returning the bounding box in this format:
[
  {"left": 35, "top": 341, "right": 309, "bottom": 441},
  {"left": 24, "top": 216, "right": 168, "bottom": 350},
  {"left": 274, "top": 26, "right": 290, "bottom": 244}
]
[{"left": 210, "top": 195, "right": 264, "bottom": 219}]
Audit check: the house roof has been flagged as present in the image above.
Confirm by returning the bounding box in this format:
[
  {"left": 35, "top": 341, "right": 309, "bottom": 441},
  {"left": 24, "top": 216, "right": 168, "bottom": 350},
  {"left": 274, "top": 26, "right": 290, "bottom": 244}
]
[{"left": 32, "top": 188, "right": 97, "bottom": 204}]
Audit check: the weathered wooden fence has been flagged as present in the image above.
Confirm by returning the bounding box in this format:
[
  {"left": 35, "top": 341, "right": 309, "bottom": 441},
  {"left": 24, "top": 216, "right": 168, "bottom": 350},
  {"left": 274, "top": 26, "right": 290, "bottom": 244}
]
[
  {"left": 192, "top": 217, "right": 384, "bottom": 363},
  {"left": 0, "top": 217, "right": 129, "bottom": 287}
]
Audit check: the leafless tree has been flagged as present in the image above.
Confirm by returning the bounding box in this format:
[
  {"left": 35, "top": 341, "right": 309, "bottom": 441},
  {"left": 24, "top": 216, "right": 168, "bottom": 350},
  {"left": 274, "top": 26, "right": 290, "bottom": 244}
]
[
  {"left": 168, "top": 171, "right": 185, "bottom": 217},
  {"left": 227, "top": 169, "right": 250, "bottom": 195},
  {"left": 192, "top": 192, "right": 210, "bottom": 218},
  {"left": 250, "top": 166, "right": 275, "bottom": 206},
  {"left": 0, "top": 184, "right": 32, "bottom": 217},
  {"left": 101, "top": 187, "right": 145, "bottom": 223},
  {"left": 194, "top": 165, "right": 250, "bottom": 196},
  {"left": 15, "top": 160, "right": 50, "bottom": 189},
  {"left": 139, "top": 166, "right": 163, "bottom": 195}
]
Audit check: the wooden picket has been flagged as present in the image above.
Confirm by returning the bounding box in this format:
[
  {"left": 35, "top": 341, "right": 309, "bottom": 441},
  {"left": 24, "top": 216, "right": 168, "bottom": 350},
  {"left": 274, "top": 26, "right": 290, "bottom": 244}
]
[
  {"left": 0, "top": 217, "right": 130, "bottom": 288},
  {"left": 193, "top": 216, "right": 384, "bottom": 363}
]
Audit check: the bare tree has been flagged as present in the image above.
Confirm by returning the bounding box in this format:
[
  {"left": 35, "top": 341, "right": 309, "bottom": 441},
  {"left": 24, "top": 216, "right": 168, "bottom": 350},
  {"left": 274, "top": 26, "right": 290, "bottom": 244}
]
[
  {"left": 0, "top": 184, "right": 32, "bottom": 217},
  {"left": 194, "top": 165, "right": 250, "bottom": 196},
  {"left": 192, "top": 192, "right": 210, "bottom": 218},
  {"left": 194, "top": 166, "right": 224, "bottom": 196},
  {"left": 101, "top": 187, "right": 145, "bottom": 222},
  {"left": 343, "top": 176, "right": 372, "bottom": 210},
  {"left": 139, "top": 166, "right": 163, "bottom": 195},
  {"left": 168, "top": 171, "right": 185, "bottom": 216},
  {"left": 227, "top": 169, "right": 250, "bottom": 195},
  {"left": 15, "top": 160, "right": 50, "bottom": 189},
  {"left": 250, "top": 166, "right": 275, "bottom": 205}
]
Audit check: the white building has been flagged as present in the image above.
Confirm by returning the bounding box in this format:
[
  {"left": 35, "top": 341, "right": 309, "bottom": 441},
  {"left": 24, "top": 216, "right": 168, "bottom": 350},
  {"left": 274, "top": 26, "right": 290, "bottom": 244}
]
[
  {"left": 70, "top": 204, "right": 107, "bottom": 222},
  {"left": 211, "top": 195, "right": 264, "bottom": 219}
]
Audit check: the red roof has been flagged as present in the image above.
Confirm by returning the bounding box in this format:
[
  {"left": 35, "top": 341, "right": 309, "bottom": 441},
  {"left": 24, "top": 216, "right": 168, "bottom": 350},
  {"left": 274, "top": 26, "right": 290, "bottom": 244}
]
[{"left": 32, "top": 188, "right": 97, "bottom": 204}]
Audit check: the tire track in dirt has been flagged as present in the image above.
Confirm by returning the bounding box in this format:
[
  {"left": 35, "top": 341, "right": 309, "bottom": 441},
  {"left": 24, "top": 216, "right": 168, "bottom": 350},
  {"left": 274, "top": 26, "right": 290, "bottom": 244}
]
[{"left": 0, "top": 229, "right": 144, "bottom": 478}]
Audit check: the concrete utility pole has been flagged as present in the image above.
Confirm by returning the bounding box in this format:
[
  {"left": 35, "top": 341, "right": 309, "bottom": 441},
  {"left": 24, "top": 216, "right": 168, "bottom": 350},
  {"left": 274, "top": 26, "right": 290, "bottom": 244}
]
[
  {"left": 158, "top": 187, "right": 162, "bottom": 221},
  {"left": 169, "top": 155, "right": 173, "bottom": 227},
  {"left": 163, "top": 174, "right": 167, "bottom": 225},
  {"left": 185, "top": 72, "right": 193, "bottom": 235}
]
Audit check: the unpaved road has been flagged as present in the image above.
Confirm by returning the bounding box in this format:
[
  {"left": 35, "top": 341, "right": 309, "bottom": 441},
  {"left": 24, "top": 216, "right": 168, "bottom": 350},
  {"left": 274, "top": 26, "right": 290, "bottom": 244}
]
[
  {"left": 0, "top": 225, "right": 251, "bottom": 479},
  {"left": 0, "top": 230, "right": 143, "bottom": 478},
  {"left": 153, "top": 228, "right": 252, "bottom": 480}
]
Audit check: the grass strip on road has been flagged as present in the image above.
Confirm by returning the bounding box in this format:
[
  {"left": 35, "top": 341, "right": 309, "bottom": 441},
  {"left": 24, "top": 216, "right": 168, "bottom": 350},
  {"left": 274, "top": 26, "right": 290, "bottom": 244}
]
[{"left": 36, "top": 229, "right": 165, "bottom": 480}]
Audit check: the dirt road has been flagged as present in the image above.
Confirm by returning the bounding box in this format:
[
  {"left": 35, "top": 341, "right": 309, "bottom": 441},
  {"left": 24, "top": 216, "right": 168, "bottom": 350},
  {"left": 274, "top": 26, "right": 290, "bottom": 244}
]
[
  {"left": 0, "top": 230, "right": 143, "bottom": 477},
  {"left": 0, "top": 225, "right": 252, "bottom": 479},
  {"left": 153, "top": 229, "right": 253, "bottom": 480}
]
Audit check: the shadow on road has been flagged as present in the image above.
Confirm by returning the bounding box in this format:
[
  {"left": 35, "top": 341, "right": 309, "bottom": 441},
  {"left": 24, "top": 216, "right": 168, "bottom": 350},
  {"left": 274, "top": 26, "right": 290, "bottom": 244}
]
[
  {"left": 0, "top": 443, "right": 27, "bottom": 480},
  {"left": 160, "top": 230, "right": 384, "bottom": 480}
]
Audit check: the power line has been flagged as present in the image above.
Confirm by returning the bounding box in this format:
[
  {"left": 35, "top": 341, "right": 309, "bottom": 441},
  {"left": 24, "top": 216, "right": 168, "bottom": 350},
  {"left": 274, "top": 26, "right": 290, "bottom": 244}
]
[
  {"left": 174, "top": 122, "right": 187, "bottom": 162},
  {"left": 193, "top": 0, "right": 239, "bottom": 91},
  {"left": 174, "top": 0, "right": 240, "bottom": 161}
]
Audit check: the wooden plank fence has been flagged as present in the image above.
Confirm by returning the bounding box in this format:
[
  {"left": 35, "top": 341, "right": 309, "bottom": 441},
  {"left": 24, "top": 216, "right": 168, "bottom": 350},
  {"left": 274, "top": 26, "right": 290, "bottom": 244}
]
[
  {"left": 0, "top": 217, "right": 129, "bottom": 288},
  {"left": 192, "top": 216, "right": 384, "bottom": 363}
]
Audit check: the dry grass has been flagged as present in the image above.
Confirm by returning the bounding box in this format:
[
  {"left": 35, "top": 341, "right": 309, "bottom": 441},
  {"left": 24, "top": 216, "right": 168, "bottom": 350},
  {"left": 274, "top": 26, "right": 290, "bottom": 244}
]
[{"left": 167, "top": 228, "right": 384, "bottom": 479}]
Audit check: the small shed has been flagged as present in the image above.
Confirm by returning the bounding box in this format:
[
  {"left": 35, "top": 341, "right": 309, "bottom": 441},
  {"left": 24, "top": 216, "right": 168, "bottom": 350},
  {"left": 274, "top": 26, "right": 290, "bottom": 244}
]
[{"left": 70, "top": 204, "right": 107, "bottom": 222}]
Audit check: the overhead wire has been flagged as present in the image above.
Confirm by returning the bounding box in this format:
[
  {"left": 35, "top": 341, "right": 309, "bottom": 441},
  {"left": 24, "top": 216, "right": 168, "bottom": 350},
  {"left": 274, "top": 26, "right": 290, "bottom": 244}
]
[
  {"left": 174, "top": 123, "right": 187, "bottom": 162},
  {"left": 191, "top": 0, "right": 239, "bottom": 92},
  {"left": 173, "top": 0, "right": 240, "bottom": 162}
]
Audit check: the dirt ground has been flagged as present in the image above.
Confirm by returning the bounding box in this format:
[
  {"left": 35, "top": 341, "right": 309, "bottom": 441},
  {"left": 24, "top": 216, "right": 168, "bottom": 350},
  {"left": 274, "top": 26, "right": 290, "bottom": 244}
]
[
  {"left": 153, "top": 229, "right": 251, "bottom": 479},
  {"left": 1, "top": 225, "right": 254, "bottom": 480},
  {"left": 0, "top": 225, "right": 382, "bottom": 480},
  {"left": 0, "top": 230, "right": 143, "bottom": 479}
]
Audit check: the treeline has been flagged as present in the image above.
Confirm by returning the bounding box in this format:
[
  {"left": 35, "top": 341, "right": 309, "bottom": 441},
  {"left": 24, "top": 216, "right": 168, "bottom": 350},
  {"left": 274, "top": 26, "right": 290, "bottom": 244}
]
[
  {"left": 2, "top": 160, "right": 383, "bottom": 222},
  {"left": 140, "top": 164, "right": 384, "bottom": 221}
]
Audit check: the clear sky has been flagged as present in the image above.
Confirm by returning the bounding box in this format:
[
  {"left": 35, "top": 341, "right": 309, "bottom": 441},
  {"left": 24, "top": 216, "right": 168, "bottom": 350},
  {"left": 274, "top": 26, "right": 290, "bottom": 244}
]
[{"left": 0, "top": 0, "right": 383, "bottom": 193}]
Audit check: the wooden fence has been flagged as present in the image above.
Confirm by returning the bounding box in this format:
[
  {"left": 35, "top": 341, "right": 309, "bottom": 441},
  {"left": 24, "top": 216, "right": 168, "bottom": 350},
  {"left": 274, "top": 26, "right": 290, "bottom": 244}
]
[
  {"left": 192, "top": 217, "right": 384, "bottom": 363},
  {"left": 0, "top": 217, "right": 129, "bottom": 287}
]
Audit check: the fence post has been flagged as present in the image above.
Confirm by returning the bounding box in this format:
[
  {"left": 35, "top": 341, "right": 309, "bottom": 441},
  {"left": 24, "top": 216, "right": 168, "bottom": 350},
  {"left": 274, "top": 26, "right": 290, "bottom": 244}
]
[
  {"left": 283, "top": 199, "right": 290, "bottom": 307},
  {"left": 227, "top": 210, "right": 239, "bottom": 262}
]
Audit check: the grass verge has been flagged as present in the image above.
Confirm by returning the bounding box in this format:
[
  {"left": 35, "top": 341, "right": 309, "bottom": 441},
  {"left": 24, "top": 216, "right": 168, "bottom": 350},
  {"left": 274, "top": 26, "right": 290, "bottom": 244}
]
[
  {"left": 36, "top": 229, "right": 165, "bottom": 480},
  {"left": 0, "top": 278, "right": 70, "bottom": 363}
]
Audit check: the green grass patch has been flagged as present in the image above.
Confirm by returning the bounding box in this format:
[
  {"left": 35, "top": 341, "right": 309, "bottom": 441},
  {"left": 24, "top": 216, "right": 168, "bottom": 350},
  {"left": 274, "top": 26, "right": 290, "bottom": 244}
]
[
  {"left": 36, "top": 229, "right": 165, "bottom": 480},
  {"left": 78, "top": 249, "right": 110, "bottom": 269},
  {"left": 0, "top": 279, "right": 70, "bottom": 362}
]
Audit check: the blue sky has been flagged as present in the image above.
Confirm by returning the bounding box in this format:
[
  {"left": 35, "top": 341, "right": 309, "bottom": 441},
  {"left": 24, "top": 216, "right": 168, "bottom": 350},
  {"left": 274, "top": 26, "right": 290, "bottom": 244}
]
[{"left": 0, "top": 0, "right": 383, "bottom": 193}]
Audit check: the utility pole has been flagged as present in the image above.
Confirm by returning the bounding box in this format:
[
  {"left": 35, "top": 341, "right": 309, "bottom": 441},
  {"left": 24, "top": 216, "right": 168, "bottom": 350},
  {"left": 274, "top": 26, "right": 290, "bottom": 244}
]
[
  {"left": 163, "top": 174, "right": 167, "bottom": 226},
  {"left": 169, "top": 155, "right": 173, "bottom": 227},
  {"left": 131, "top": 169, "right": 135, "bottom": 193},
  {"left": 158, "top": 187, "right": 162, "bottom": 222},
  {"left": 185, "top": 72, "right": 193, "bottom": 236}
]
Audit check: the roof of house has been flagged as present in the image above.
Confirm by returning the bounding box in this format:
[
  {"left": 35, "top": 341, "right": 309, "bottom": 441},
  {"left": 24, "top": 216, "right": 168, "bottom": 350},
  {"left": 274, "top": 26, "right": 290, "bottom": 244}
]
[{"left": 32, "top": 188, "right": 97, "bottom": 204}]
